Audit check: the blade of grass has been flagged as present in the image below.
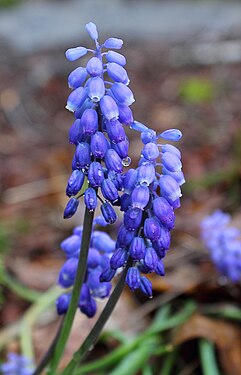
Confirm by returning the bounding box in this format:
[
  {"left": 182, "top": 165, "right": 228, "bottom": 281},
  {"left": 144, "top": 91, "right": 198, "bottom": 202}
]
[{"left": 199, "top": 339, "right": 220, "bottom": 375}]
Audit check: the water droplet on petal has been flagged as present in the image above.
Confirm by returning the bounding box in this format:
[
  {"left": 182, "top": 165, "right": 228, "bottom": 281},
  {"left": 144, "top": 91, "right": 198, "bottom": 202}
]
[{"left": 122, "top": 156, "right": 131, "bottom": 166}]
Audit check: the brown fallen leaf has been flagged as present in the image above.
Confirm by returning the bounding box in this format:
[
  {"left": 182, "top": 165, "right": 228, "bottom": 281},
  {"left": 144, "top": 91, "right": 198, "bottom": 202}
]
[{"left": 173, "top": 314, "right": 241, "bottom": 375}]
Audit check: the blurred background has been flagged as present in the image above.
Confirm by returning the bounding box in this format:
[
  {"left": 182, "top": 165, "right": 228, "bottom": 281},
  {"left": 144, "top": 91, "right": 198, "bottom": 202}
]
[{"left": 0, "top": 0, "right": 241, "bottom": 374}]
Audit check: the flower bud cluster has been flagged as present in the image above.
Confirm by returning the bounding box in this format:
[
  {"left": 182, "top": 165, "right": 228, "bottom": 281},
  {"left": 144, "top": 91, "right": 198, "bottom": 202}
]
[
  {"left": 100, "top": 124, "right": 185, "bottom": 296},
  {"left": 56, "top": 216, "right": 115, "bottom": 318},
  {"left": 201, "top": 210, "right": 241, "bottom": 282},
  {"left": 64, "top": 22, "right": 135, "bottom": 221},
  {"left": 0, "top": 353, "right": 33, "bottom": 375}
]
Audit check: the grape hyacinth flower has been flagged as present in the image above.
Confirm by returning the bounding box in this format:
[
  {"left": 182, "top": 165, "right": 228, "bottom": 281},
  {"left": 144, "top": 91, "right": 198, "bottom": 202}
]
[
  {"left": 56, "top": 216, "right": 115, "bottom": 318},
  {"left": 101, "top": 122, "right": 185, "bottom": 297},
  {"left": 201, "top": 210, "right": 241, "bottom": 282},
  {"left": 0, "top": 353, "right": 33, "bottom": 375},
  {"left": 64, "top": 22, "right": 135, "bottom": 222}
]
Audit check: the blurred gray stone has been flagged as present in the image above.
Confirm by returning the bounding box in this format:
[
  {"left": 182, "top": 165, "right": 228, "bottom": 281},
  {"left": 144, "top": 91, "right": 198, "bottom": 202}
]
[{"left": 0, "top": 0, "right": 241, "bottom": 54}]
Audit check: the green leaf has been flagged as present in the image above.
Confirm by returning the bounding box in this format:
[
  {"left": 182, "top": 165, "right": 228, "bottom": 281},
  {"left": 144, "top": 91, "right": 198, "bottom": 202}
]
[
  {"left": 199, "top": 339, "right": 220, "bottom": 375},
  {"left": 109, "top": 338, "right": 156, "bottom": 375}
]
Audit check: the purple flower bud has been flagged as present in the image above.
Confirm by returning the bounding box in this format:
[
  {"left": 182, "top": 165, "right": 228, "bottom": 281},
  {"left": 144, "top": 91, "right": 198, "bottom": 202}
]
[
  {"left": 112, "top": 137, "right": 129, "bottom": 159},
  {"left": 116, "top": 224, "right": 135, "bottom": 247},
  {"left": 69, "top": 119, "right": 84, "bottom": 144},
  {"left": 159, "top": 175, "right": 182, "bottom": 202},
  {"left": 65, "top": 47, "right": 87, "bottom": 61},
  {"left": 91, "top": 132, "right": 109, "bottom": 159},
  {"left": 159, "top": 129, "right": 182, "bottom": 141},
  {"left": 162, "top": 152, "right": 182, "bottom": 172},
  {"left": 68, "top": 67, "right": 88, "bottom": 89},
  {"left": 100, "top": 95, "right": 119, "bottom": 120},
  {"left": 110, "top": 247, "right": 128, "bottom": 269},
  {"left": 111, "top": 83, "right": 135, "bottom": 106},
  {"left": 131, "top": 186, "right": 150, "bottom": 210},
  {"left": 101, "top": 202, "right": 117, "bottom": 224},
  {"left": 84, "top": 187, "right": 97, "bottom": 211},
  {"left": 75, "top": 142, "right": 91, "bottom": 168},
  {"left": 58, "top": 258, "right": 78, "bottom": 287},
  {"left": 80, "top": 108, "right": 98, "bottom": 136},
  {"left": 130, "top": 237, "right": 145, "bottom": 260},
  {"left": 88, "top": 161, "right": 104, "bottom": 187},
  {"left": 155, "top": 259, "right": 165, "bottom": 276},
  {"left": 100, "top": 267, "right": 116, "bottom": 282},
  {"left": 153, "top": 197, "right": 175, "bottom": 230},
  {"left": 63, "top": 198, "right": 79, "bottom": 219},
  {"left": 80, "top": 296, "right": 97, "bottom": 318},
  {"left": 141, "top": 129, "right": 157, "bottom": 144},
  {"left": 140, "top": 276, "right": 152, "bottom": 297},
  {"left": 162, "top": 167, "right": 185, "bottom": 186},
  {"left": 167, "top": 197, "right": 181, "bottom": 209},
  {"left": 88, "top": 270, "right": 112, "bottom": 298},
  {"left": 162, "top": 144, "right": 181, "bottom": 159},
  {"left": 142, "top": 143, "right": 159, "bottom": 161},
  {"left": 131, "top": 121, "right": 149, "bottom": 132},
  {"left": 107, "top": 63, "right": 129, "bottom": 84},
  {"left": 123, "top": 169, "right": 138, "bottom": 193},
  {"left": 144, "top": 247, "right": 158, "bottom": 271},
  {"left": 86, "top": 57, "right": 103, "bottom": 77},
  {"left": 106, "top": 120, "right": 126, "bottom": 143},
  {"left": 118, "top": 103, "right": 133, "bottom": 125},
  {"left": 66, "top": 169, "right": 85, "bottom": 197},
  {"left": 87, "top": 248, "right": 102, "bottom": 268},
  {"left": 137, "top": 162, "right": 156, "bottom": 186},
  {"left": 124, "top": 207, "right": 142, "bottom": 231},
  {"left": 152, "top": 227, "right": 171, "bottom": 255},
  {"left": 85, "top": 22, "right": 98, "bottom": 41},
  {"left": 66, "top": 87, "right": 88, "bottom": 112},
  {"left": 108, "top": 170, "right": 124, "bottom": 191},
  {"left": 106, "top": 51, "right": 126, "bottom": 66},
  {"left": 56, "top": 293, "right": 71, "bottom": 315},
  {"left": 88, "top": 77, "right": 105, "bottom": 102},
  {"left": 126, "top": 267, "right": 140, "bottom": 290},
  {"left": 61, "top": 234, "right": 81, "bottom": 258},
  {"left": 105, "top": 149, "right": 123, "bottom": 173},
  {"left": 103, "top": 38, "right": 123, "bottom": 49},
  {"left": 120, "top": 193, "right": 131, "bottom": 212},
  {"left": 91, "top": 231, "right": 115, "bottom": 253},
  {"left": 144, "top": 217, "right": 161, "bottom": 241},
  {"left": 101, "top": 179, "right": 119, "bottom": 202},
  {"left": 74, "top": 99, "right": 92, "bottom": 119}
]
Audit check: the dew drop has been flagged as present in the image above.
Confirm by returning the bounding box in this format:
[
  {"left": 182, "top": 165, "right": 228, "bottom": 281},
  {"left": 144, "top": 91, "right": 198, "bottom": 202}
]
[{"left": 122, "top": 156, "right": 131, "bottom": 167}]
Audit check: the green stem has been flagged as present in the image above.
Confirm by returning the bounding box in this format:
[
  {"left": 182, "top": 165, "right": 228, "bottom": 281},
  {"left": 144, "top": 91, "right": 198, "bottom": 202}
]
[
  {"left": 160, "top": 348, "right": 178, "bottom": 375},
  {"left": 49, "top": 208, "right": 94, "bottom": 374},
  {"left": 199, "top": 339, "right": 220, "bottom": 375},
  {"left": 32, "top": 319, "right": 64, "bottom": 375},
  {"left": 71, "top": 301, "right": 196, "bottom": 375},
  {"left": 1, "top": 270, "right": 42, "bottom": 302},
  {"left": 61, "top": 260, "right": 131, "bottom": 375}
]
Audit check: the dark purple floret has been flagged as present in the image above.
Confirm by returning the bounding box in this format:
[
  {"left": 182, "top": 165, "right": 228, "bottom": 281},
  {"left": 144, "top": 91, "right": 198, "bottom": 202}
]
[
  {"left": 110, "top": 247, "right": 128, "bottom": 269},
  {"left": 88, "top": 161, "right": 104, "bottom": 187},
  {"left": 129, "top": 237, "right": 145, "bottom": 260},
  {"left": 140, "top": 276, "right": 153, "bottom": 297},
  {"left": 84, "top": 187, "right": 97, "bottom": 211},
  {"left": 105, "top": 149, "right": 123, "bottom": 173},
  {"left": 101, "top": 179, "right": 119, "bottom": 202},
  {"left": 75, "top": 142, "right": 91, "bottom": 168},
  {"left": 126, "top": 267, "right": 141, "bottom": 290},
  {"left": 90, "top": 132, "right": 109, "bottom": 159},
  {"left": 81, "top": 108, "right": 98, "bottom": 135},
  {"left": 56, "top": 293, "right": 71, "bottom": 315},
  {"left": 144, "top": 217, "right": 161, "bottom": 241},
  {"left": 58, "top": 258, "right": 78, "bottom": 288},
  {"left": 124, "top": 208, "right": 143, "bottom": 231},
  {"left": 69, "top": 119, "right": 84, "bottom": 145},
  {"left": 101, "top": 202, "right": 117, "bottom": 224},
  {"left": 63, "top": 198, "right": 79, "bottom": 219},
  {"left": 66, "top": 169, "right": 85, "bottom": 197}
]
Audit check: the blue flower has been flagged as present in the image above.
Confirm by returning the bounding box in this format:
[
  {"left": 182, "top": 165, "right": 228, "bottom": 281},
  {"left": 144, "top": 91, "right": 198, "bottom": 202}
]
[
  {"left": 201, "top": 210, "right": 241, "bottom": 282},
  {"left": 64, "top": 22, "right": 137, "bottom": 220},
  {"left": 57, "top": 216, "right": 115, "bottom": 318},
  {"left": 0, "top": 353, "right": 34, "bottom": 375}
]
